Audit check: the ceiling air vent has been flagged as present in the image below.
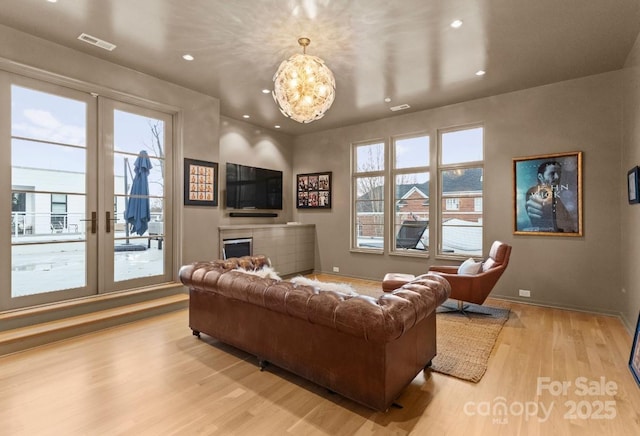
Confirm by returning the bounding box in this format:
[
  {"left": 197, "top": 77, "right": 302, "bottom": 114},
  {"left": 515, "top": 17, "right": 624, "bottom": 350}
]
[
  {"left": 77, "top": 33, "right": 116, "bottom": 51},
  {"left": 390, "top": 104, "right": 411, "bottom": 112}
]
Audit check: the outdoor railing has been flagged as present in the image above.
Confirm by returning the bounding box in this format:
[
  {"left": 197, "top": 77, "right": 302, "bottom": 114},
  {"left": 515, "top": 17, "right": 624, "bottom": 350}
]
[{"left": 11, "top": 212, "right": 81, "bottom": 237}]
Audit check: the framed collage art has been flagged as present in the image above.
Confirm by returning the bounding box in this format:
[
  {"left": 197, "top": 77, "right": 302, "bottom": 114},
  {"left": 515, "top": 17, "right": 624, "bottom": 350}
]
[
  {"left": 297, "top": 172, "right": 331, "bottom": 209},
  {"left": 184, "top": 158, "right": 218, "bottom": 206}
]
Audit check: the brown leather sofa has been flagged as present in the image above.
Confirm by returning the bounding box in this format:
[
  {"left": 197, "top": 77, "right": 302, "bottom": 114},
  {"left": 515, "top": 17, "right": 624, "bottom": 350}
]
[{"left": 179, "top": 255, "right": 450, "bottom": 411}]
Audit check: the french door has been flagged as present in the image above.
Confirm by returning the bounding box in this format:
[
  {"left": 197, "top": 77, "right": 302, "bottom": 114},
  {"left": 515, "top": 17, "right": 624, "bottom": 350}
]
[{"left": 1, "top": 72, "right": 173, "bottom": 310}]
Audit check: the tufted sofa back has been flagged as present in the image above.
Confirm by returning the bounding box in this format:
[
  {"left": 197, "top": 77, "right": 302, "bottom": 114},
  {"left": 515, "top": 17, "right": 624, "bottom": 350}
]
[{"left": 179, "top": 256, "right": 450, "bottom": 342}]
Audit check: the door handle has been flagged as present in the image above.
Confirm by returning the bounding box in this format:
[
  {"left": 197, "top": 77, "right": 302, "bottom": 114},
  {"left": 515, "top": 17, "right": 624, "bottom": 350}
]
[
  {"left": 105, "top": 212, "right": 118, "bottom": 234},
  {"left": 80, "top": 211, "right": 97, "bottom": 234}
]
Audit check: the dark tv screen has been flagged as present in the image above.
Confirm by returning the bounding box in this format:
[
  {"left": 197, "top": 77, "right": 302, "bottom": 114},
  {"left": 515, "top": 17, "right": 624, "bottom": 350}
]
[{"left": 226, "top": 163, "right": 283, "bottom": 209}]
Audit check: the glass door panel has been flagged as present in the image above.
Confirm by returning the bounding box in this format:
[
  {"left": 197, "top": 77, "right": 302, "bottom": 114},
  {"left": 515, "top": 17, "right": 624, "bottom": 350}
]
[
  {"left": 7, "top": 79, "right": 97, "bottom": 309},
  {"left": 102, "top": 100, "right": 171, "bottom": 291},
  {"left": 12, "top": 241, "right": 86, "bottom": 297}
]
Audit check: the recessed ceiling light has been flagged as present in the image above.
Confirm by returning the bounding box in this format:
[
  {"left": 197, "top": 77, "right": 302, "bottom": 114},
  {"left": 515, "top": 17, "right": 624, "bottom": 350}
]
[
  {"left": 182, "top": 54, "right": 194, "bottom": 61},
  {"left": 262, "top": 89, "right": 271, "bottom": 94},
  {"left": 450, "top": 19, "right": 463, "bottom": 29},
  {"left": 384, "top": 97, "right": 391, "bottom": 103},
  {"left": 475, "top": 70, "right": 486, "bottom": 76},
  {"left": 47, "top": 0, "right": 58, "bottom": 3},
  {"left": 242, "top": 114, "right": 250, "bottom": 119},
  {"left": 274, "top": 125, "right": 281, "bottom": 129}
]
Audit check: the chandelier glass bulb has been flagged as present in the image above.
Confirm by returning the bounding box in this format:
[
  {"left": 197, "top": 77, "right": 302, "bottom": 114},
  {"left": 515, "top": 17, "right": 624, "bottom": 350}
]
[{"left": 272, "top": 37, "right": 336, "bottom": 123}]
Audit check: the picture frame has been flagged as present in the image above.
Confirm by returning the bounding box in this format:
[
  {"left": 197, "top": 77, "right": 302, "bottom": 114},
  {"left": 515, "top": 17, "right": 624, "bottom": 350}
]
[
  {"left": 297, "top": 172, "right": 332, "bottom": 209},
  {"left": 513, "top": 151, "right": 583, "bottom": 236},
  {"left": 630, "top": 312, "right": 640, "bottom": 388},
  {"left": 184, "top": 158, "right": 218, "bottom": 206},
  {"left": 628, "top": 166, "right": 640, "bottom": 204}
]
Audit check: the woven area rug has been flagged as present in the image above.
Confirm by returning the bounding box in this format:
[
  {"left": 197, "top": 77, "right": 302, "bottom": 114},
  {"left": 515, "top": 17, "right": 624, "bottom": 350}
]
[
  {"left": 308, "top": 276, "right": 509, "bottom": 383},
  {"left": 432, "top": 302, "right": 510, "bottom": 382}
]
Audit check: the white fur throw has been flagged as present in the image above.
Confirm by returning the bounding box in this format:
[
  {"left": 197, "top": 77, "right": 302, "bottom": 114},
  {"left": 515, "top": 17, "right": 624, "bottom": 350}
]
[
  {"left": 233, "top": 266, "right": 282, "bottom": 281},
  {"left": 290, "top": 276, "right": 358, "bottom": 296}
]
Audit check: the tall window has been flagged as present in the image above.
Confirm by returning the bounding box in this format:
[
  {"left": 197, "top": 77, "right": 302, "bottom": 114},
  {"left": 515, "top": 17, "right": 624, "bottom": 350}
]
[
  {"left": 352, "top": 141, "right": 385, "bottom": 250},
  {"left": 438, "top": 126, "right": 484, "bottom": 257},
  {"left": 392, "top": 134, "right": 429, "bottom": 254},
  {"left": 351, "top": 126, "right": 483, "bottom": 258}
]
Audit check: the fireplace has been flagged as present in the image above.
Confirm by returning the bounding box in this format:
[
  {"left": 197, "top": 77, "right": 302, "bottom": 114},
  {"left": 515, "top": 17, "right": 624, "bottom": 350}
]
[{"left": 222, "top": 237, "right": 253, "bottom": 259}]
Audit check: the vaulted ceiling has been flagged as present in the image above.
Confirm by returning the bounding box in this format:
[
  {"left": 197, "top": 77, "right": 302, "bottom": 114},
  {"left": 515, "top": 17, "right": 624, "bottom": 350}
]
[{"left": 1, "top": 0, "right": 639, "bottom": 135}]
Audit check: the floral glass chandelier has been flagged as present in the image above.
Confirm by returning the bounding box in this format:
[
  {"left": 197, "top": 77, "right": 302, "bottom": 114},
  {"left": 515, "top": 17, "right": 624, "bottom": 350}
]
[{"left": 272, "top": 37, "right": 336, "bottom": 123}]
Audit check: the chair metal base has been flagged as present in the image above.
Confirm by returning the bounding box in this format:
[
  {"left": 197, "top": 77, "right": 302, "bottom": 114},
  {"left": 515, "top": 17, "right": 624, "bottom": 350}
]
[{"left": 438, "top": 299, "right": 492, "bottom": 317}]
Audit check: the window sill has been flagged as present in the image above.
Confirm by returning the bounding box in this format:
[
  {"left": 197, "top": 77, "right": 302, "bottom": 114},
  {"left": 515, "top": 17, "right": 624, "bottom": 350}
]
[
  {"left": 350, "top": 248, "right": 384, "bottom": 255},
  {"left": 390, "top": 250, "right": 430, "bottom": 259},
  {"left": 435, "top": 253, "right": 483, "bottom": 262}
]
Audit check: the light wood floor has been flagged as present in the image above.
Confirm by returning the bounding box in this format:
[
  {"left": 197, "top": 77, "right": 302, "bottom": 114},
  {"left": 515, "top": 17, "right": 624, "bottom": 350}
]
[{"left": 1, "top": 275, "right": 640, "bottom": 436}]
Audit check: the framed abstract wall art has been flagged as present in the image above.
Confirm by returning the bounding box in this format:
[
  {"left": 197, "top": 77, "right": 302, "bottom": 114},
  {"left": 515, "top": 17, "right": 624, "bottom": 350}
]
[
  {"left": 630, "top": 312, "right": 640, "bottom": 388},
  {"left": 184, "top": 158, "right": 218, "bottom": 206},
  {"left": 513, "top": 151, "right": 582, "bottom": 236},
  {"left": 297, "top": 172, "right": 332, "bottom": 209},
  {"left": 628, "top": 166, "right": 640, "bottom": 204}
]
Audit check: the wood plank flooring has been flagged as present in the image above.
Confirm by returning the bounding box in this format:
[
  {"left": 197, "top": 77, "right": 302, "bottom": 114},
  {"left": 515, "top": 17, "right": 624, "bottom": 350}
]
[{"left": 1, "top": 275, "right": 639, "bottom": 435}]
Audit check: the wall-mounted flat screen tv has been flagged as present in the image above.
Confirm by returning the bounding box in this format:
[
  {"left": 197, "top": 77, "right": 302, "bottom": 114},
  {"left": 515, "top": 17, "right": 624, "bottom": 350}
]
[{"left": 226, "top": 163, "right": 283, "bottom": 209}]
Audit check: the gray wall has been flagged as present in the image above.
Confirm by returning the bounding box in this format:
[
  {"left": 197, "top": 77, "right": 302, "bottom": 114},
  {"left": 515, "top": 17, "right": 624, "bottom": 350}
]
[
  {"left": 0, "top": 24, "right": 222, "bottom": 266},
  {"left": 218, "top": 116, "right": 295, "bottom": 229},
  {"left": 622, "top": 33, "right": 640, "bottom": 331},
  {"left": 293, "top": 71, "right": 625, "bottom": 318},
  {"left": 0, "top": 25, "right": 297, "bottom": 268},
  {"left": 4, "top": 23, "right": 638, "bottom": 326}
]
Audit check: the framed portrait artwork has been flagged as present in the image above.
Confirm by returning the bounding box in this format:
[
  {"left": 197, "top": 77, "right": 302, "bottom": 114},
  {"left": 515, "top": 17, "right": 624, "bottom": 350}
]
[
  {"left": 184, "top": 158, "right": 218, "bottom": 206},
  {"left": 513, "top": 151, "right": 583, "bottom": 236},
  {"left": 630, "top": 312, "right": 640, "bottom": 388},
  {"left": 628, "top": 166, "right": 640, "bottom": 204},
  {"left": 297, "top": 172, "right": 332, "bottom": 209}
]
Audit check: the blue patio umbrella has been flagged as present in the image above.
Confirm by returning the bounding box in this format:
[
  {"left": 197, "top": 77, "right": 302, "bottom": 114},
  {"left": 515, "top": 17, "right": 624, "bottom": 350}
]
[{"left": 125, "top": 150, "right": 153, "bottom": 236}]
